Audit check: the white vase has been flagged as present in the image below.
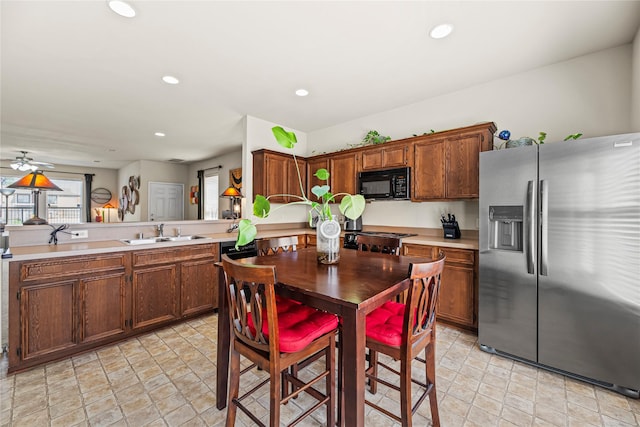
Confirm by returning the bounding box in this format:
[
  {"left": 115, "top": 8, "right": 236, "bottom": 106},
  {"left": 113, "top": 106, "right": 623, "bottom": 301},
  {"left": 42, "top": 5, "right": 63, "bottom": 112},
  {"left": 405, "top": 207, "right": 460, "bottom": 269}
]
[{"left": 316, "top": 219, "right": 341, "bottom": 264}]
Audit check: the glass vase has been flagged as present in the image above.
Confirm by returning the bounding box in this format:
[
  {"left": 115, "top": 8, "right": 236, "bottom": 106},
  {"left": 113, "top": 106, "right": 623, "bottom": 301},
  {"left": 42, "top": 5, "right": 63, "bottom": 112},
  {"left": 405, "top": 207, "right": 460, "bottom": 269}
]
[{"left": 316, "top": 219, "right": 341, "bottom": 264}]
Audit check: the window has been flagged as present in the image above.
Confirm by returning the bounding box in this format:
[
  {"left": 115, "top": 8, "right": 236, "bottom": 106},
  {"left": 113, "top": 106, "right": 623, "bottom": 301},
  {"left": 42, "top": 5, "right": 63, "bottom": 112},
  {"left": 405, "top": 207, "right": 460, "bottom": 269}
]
[
  {"left": 0, "top": 175, "right": 84, "bottom": 225},
  {"left": 204, "top": 174, "right": 219, "bottom": 220}
]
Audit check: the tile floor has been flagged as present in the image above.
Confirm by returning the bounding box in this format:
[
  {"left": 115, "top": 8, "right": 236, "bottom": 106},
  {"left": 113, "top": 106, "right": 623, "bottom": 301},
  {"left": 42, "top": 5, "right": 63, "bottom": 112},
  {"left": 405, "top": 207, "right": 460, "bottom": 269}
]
[{"left": 1, "top": 313, "right": 639, "bottom": 426}]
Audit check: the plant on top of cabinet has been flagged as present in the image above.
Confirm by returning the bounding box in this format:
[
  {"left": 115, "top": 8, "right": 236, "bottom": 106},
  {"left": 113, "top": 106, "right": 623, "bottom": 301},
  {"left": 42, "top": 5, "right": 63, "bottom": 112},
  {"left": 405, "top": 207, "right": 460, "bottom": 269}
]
[
  {"left": 496, "top": 129, "right": 583, "bottom": 149},
  {"left": 237, "top": 126, "right": 365, "bottom": 255}
]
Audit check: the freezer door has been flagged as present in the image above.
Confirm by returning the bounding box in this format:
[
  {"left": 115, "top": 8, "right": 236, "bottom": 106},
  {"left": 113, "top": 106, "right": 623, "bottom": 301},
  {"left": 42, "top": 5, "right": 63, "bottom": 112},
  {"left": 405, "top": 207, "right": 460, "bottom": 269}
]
[
  {"left": 479, "top": 145, "right": 538, "bottom": 361},
  {"left": 538, "top": 134, "right": 640, "bottom": 390}
]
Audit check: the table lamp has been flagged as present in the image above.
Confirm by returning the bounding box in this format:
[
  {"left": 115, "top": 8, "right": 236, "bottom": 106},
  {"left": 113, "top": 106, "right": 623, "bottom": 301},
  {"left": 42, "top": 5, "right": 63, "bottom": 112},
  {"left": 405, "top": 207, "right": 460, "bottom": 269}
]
[
  {"left": 220, "top": 186, "right": 243, "bottom": 232},
  {"left": 8, "top": 171, "right": 62, "bottom": 225},
  {"left": 1, "top": 188, "right": 16, "bottom": 228}
]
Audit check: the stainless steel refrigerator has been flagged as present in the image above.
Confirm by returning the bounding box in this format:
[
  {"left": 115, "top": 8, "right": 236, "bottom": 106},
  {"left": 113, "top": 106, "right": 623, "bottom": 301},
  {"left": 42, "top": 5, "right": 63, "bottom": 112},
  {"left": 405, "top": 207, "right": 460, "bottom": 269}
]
[{"left": 478, "top": 132, "right": 640, "bottom": 397}]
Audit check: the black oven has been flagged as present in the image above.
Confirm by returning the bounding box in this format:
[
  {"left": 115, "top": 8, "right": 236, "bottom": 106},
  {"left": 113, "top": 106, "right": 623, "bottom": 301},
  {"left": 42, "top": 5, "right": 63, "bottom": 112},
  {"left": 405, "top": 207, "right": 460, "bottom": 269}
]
[{"left": 358, "top": 167, "right": 410, "bottom": 200}]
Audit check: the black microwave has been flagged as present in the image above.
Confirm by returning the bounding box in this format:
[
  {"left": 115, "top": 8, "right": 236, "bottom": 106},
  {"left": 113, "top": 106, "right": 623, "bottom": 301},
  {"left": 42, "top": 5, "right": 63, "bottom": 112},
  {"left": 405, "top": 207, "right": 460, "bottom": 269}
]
[{"left": 358, "top": 167, "right": 410, "bottom": 200}]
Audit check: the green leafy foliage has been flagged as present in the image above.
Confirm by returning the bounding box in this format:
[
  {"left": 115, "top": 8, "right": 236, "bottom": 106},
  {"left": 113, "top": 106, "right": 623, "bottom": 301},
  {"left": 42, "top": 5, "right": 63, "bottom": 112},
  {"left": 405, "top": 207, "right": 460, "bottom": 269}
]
[
  {"left": 564, "top": 133, "right": 583, "bottom": 141},
  {"left": 235, "top": 126, "right": 366, "bottom": 248},
  {"left": 362, "top": 130, "right": 391, "bottom": 145}
]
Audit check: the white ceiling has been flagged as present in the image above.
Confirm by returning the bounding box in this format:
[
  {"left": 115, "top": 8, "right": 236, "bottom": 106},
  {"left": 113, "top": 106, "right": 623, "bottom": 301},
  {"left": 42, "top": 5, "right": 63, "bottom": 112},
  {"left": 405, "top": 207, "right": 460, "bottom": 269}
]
[{"left": 2, "top": 1, "right": 639, "bottom": 169}]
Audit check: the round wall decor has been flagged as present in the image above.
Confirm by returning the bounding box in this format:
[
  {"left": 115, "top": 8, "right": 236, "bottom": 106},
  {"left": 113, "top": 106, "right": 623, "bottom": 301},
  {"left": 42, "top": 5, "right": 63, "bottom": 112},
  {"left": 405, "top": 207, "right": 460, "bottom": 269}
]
[{"left": 91, "top": 187, "right": 112, "bottom": 204}]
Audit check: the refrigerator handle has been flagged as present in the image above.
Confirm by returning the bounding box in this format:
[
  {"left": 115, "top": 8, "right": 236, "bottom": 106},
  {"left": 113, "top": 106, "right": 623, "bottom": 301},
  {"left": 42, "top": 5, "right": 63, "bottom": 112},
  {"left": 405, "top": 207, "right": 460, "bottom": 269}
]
[
  {"left": 540, "top": 179, "right": 548, "bottom": 276},
  {"left": 526, "top": 180, "right": 535, "bottom": 274}
]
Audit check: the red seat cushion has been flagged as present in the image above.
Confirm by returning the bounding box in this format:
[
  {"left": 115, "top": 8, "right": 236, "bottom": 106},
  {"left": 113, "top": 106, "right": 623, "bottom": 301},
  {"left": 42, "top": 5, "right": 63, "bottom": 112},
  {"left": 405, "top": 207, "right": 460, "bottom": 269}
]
[
  {"left": 366, "top": 301, "right": 406, "bottom": 347},
  {"left": 250, "top": 298, "right": 338, "bottom": 353}
]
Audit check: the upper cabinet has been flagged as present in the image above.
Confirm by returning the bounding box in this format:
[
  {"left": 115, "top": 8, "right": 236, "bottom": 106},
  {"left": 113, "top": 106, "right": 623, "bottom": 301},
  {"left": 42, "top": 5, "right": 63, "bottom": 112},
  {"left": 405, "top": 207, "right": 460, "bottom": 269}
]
[
  {"left": 413, "top": 122, "right": 496, "bottom": 201},
  {"left": 253, "top": 149, "right": 307, "bottom": 203},
  {"left": 361, "top": 142, "right": 411, "bottom": 171},
  {"left": 253, "top": 122, "right": 496, "bottom": 203},
  {"left": 328, "top": 152, "right": 360, "bottom": 201}
]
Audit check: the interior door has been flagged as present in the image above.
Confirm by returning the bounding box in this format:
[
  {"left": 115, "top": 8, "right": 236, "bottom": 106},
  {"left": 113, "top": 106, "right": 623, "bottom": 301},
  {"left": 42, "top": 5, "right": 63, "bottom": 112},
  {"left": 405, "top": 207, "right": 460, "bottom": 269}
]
[{"left": 148, "top": 182, "right": 184, "bottom": 221}]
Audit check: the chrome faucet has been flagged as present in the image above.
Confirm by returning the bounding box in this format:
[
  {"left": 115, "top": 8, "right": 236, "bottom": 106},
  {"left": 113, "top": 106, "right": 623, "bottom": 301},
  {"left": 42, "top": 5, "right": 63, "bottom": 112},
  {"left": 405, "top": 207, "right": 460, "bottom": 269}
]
[{"left": 157, "top": 223, "right": 164, "bottom": 237}]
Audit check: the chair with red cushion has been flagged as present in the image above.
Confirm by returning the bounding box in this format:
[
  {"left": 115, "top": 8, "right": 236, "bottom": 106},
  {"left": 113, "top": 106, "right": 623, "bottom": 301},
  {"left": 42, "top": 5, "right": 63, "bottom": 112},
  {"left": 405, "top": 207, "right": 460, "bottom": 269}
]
[
  {"left": 364, "top": 252, "right": 446, "bottom": 427},
  {"left": 221, "top": 254, "right": 338, "bottom": 427}
]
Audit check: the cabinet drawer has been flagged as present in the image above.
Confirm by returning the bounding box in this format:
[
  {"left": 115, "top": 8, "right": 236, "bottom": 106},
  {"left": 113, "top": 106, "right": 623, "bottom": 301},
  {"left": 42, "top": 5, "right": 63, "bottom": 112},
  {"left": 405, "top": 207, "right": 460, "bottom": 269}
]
[
  {"left": 133, "top": 243, "right": 217, "bottom": 267},
  {"left": 20, "top": 253, "right": 127, "bottom": 282},
  {"left": 402, "top": 244, "right": 435, "bottom": 257},
  {"left": 440, "top": 248, "right": 474, "bottom": 265}
]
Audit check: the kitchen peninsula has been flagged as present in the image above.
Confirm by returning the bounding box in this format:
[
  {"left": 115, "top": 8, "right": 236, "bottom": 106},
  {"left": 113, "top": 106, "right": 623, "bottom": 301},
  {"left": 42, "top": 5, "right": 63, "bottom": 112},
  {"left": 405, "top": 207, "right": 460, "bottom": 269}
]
[{"left": 2, "top": 220, "right": 478, "bottom": 373}]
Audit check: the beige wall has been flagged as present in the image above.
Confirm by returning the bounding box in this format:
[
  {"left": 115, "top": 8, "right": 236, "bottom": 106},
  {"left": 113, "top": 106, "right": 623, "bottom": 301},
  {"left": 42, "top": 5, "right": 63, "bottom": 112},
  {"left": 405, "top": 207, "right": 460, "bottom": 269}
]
[
  {"left": 187, "top": 150, "right": 242, "bottom": 220},
  {"left": 306, "top": 44, "right": 635, "bottom": 230}
]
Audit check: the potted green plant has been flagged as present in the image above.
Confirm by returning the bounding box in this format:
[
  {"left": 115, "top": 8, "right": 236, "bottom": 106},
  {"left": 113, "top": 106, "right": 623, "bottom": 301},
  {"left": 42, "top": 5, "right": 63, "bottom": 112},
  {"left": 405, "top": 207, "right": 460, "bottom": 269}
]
[
  {"left": 497, "top": 130, "right": 582, "bottom": 149},
  {"left": 236, "top": 126, "right": 366, "bottom": 264}
]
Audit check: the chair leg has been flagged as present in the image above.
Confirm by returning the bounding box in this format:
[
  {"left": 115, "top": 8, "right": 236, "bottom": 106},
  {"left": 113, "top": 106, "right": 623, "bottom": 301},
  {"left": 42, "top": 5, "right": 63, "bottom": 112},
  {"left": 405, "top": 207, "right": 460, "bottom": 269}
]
[
  {"left": 337, "top": 329, "right": 343, "bottom": 427},
  {"left": 269, "top": 366, "right": 282, "bottom": 426},
  {"left": 400, "top": 357, "right": 413, "bottom": 427},
  {"left": 368, "top": 349, "right": 379, "bottom": 394},
  {"left": 226, "top": 348, "right": 241, "bottom": 427},
  {"left": 326, "top": 338, "right": 336, "bottom": 427},
  {"left": 426, "top": 345, "right": 440, "bottom": 427}
]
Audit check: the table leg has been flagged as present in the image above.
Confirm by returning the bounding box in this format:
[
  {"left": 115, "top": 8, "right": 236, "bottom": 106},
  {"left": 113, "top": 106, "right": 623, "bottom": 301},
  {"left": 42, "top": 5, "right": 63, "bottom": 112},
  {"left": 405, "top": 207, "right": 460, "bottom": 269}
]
[
  {"left": 216, "top": 267, "right": 230, "bottom": 410},
  {"left": 340, "top": 308, "right": 366, "bottom": 427}
]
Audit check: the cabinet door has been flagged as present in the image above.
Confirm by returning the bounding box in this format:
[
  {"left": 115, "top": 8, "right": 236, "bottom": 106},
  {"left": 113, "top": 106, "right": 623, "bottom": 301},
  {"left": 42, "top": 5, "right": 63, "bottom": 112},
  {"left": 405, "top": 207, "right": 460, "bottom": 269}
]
[
  {"left": 287, "top": 157, "right": 307, "bottom": 202},
  {"left": 265, "top": 153, "right": 289, "bottom": 203},
  {"left": 445, "top": 132, "right": 483, "bottom": 198},
  {"left": 438, "top": 248, "right": 476, "bottom": 328},
  {"left": 360, "top": 144, "right": 409, "bottom": 171},
  {"left": 329, "top": 152, "right": 359, "bottom": 201},
  {"left": 132, "top": 264, "right": 179, "bottom": 330},
  {"left": 307, "top": 157, "right": 330, "bottom": 196},
  {"left": 20, "top": 280, "right": 78, "bottom": 361},
  {"left": 413, "top": 139, "right": 445, "bottom": 200},
  {"left": 181, "top": 259, "right": 216, "bottom": 317},
  {"left": 80, "top": 272, "right": 127, "bottom": 344}
]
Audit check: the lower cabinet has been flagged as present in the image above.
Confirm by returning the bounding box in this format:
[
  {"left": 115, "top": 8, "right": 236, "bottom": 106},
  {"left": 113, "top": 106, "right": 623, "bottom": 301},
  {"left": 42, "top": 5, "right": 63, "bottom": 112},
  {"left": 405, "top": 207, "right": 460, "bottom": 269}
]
[
  {"left": 8, "top": 243, "right": 219, "bottom": 373},
  {"left": 403, "top": 244, "right": 477, "bottom": 330}
]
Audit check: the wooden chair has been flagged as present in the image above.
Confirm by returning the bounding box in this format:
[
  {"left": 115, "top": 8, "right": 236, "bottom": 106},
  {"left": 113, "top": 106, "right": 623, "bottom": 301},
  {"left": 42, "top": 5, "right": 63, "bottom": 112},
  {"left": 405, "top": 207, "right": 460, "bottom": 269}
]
[
  {"left": 221, "top": 254, "right": 337, "bottom": 427},
  {"left": 256, "top": 235, "right": 298, "bottom": 256},
  {"left": 356, "top": 234, "right": 401, "bottom": 255},
  {"left": 364, "top": 252, "right": 446, "bottom": 426}
]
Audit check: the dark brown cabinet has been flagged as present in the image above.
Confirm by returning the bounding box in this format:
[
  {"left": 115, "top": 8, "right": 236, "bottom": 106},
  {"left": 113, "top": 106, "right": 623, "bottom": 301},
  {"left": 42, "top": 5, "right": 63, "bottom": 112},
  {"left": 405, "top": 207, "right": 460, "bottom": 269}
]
[
  {"left": 329, "top": 152, "right": 360, "bottom": 201},
  {"left": 9, "top": 252, "right": 130, "bottom": 371},
  {"left": 253, "top": 149, "right": 307, "bottom": 203},
  {"left": 412, "top": 122, "right": 496, "bottom": 201},
  {"left": 80, "top": 271, "right": 128, "bottom": 344},
  {"left": 402, "top": 244, "right": 477, "bottom": 330},
  {"left": 8, "top": 243, "right": 218, "bottom": 373},
  {"left": 131, "top": 243, "right": 219, "bottom": 330},
  {"left": 361, "top": 143, "right": 410, "bottom": 171}
]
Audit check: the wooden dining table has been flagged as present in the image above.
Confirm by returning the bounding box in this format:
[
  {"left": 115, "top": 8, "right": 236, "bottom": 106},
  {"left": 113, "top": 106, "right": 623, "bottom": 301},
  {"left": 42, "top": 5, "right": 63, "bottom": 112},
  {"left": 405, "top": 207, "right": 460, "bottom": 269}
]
[{"left": 215, "top": 247, "right": 431, "bottom": 426}]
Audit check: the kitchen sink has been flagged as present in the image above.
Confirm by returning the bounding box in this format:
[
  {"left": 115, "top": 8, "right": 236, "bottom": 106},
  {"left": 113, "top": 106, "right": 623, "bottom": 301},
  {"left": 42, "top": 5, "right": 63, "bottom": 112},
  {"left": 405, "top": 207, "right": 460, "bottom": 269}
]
[
  {"left": 163, "top": 235, "right": 209, "bottom": 242},
  {"left": 121, "top": 235, "right": 209, "bottom": 245},
  {"left": 121, "top": 237, "right": 166, "bottom": 245}
]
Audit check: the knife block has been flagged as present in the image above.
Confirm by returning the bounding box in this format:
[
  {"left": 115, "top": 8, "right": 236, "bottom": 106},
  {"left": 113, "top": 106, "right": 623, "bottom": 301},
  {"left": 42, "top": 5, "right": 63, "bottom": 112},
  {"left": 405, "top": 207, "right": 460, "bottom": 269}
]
[{"left": 443, "top": 222, "right": 461, "bottom": 239}]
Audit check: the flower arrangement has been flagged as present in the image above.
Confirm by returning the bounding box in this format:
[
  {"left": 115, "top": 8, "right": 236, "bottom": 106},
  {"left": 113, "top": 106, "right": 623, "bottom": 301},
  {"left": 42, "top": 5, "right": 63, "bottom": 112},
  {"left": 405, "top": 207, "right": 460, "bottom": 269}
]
[{"left": 235, "top": 126, "right": 366, "bottom": 248}]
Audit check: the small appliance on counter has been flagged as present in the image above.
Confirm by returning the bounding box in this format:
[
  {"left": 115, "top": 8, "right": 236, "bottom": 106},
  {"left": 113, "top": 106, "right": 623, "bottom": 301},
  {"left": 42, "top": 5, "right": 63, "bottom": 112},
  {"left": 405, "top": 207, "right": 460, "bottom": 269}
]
[
  {"left": 441, "top": 213, "right": 461, "bottom": 239},
  {"left": 343, "top": 215, "right": 362, "bottom": 231}
]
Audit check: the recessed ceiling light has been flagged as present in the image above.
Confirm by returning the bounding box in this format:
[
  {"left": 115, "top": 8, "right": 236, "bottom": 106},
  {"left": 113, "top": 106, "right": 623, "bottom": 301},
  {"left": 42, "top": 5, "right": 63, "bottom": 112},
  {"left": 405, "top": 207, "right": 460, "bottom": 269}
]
[
  {"left": 107, "top": 0, "right": 136, "bottom": 18},
  {"left": 295, "top": 89, "right": 309, "bottom": 97},
  {"left": 155, "top": 132, "right": 166, "bottom": 137},
  {"left": 430, "top": 23, "right": 453, "bottom": 39},
  {"left": 162, "top": 75, "right": 180, "bottom": 85}
]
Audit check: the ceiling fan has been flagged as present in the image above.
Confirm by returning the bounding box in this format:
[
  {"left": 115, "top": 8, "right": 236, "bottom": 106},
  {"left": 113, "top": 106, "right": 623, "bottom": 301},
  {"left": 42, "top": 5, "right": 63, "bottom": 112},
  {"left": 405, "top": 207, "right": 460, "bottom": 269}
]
[{"left": 10, "top": 151, "right": 55, "bottom": 171}]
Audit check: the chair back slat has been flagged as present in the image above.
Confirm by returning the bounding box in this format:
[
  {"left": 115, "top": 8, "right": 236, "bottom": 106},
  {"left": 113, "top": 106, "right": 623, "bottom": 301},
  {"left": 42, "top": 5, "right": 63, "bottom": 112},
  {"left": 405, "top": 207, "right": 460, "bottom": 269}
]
[
  {"left": 222, "top": 254, "right": 279, "bottom": 354},
  {"left": 356, "top": 235, "right": 401, "bottom": 255},
  {"left": 257, "top": 235, "right": 299, "bottom": 256},
  {"left": 404, "top": 252, "right": 446, "bottom": 344}
]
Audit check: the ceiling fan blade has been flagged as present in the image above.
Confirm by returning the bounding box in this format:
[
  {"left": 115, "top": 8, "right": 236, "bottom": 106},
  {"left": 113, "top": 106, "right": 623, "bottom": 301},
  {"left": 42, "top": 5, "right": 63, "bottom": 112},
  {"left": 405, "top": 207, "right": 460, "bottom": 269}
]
[{"left": 31, "top": 160, "right": 55, "bottom": 168}]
